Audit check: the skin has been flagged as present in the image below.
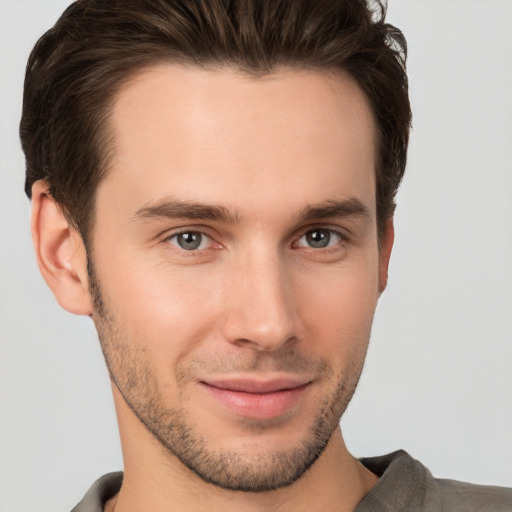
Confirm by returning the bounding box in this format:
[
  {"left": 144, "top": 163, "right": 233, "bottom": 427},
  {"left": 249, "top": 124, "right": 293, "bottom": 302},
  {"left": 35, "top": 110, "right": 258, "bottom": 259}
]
[{"left": 31, "top": 65, "right": 394, "bottom": 512}]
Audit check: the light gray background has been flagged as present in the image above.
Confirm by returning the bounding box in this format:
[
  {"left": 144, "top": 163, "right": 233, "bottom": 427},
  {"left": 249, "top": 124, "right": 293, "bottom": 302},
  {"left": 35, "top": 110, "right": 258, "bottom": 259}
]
[{"left": 1, "top": 1, "right": 511, "bottom": 510}]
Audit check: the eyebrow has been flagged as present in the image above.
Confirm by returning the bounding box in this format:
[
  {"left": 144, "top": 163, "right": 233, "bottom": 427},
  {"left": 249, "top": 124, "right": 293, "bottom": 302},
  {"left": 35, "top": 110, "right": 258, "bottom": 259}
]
[
  {"left": 297, "top": 198, "right": 371, "bottom": 223},
  {"left": 133, "top": 199, "right": 241, "bottom": 224},
  {"left": 132, "top": 197, "right": 370, "bottom": 224}
]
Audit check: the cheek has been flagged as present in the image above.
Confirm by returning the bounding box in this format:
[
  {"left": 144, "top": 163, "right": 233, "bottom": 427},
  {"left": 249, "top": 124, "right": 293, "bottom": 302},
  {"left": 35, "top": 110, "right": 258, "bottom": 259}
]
[
  {"left": 94, "top": 239, "right": 380, "bottom": 367},
  {"left": 96, "top": 255, "right": 223, "bottom": 362},
  {"left": 296, "top": 259, "right": 379, "bottom": 348}
]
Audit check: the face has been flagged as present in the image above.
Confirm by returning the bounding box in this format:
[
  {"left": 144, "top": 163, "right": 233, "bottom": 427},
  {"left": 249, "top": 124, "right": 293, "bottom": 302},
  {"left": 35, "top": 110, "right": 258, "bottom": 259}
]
[{"left": 88, "top": 65, "right": 389, "bottom": 491}]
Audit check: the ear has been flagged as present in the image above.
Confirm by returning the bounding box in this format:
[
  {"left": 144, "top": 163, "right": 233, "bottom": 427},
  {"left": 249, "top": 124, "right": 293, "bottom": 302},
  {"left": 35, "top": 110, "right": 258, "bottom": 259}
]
[
  {"left": 378, "top": 218, "right": 394, "bottom": 294},
  {"left": 30, "top": 181, "right": 93, "bottom": 315}
]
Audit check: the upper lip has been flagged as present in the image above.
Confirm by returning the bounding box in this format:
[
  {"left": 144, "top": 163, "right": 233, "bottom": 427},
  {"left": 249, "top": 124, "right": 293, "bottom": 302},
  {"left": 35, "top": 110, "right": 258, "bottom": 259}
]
[{"left": 201, "top": 377, "right": 311, "bottom": 394}]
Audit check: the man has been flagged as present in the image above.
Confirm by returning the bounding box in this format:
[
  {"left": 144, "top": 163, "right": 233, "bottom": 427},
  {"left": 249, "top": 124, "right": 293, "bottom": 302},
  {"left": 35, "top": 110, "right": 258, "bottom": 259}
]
[{"left": 19, "top": 0, "right": 512, "bottom": 511}]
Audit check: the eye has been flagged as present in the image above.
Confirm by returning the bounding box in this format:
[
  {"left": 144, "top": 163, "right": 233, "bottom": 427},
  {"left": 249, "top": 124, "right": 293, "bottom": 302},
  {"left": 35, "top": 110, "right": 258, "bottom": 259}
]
[
  {"left": 167, "top": 231, "right": 211, "bottom": 251},
  {"left": 296, "top": 228, "right": 343, "bottom": 249}
]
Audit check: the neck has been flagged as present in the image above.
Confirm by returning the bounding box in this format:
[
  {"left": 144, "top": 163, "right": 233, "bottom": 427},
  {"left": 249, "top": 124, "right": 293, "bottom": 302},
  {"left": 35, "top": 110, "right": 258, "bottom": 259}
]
[{"left": 111, "top": 419, "right": 377, "bottom": 512}]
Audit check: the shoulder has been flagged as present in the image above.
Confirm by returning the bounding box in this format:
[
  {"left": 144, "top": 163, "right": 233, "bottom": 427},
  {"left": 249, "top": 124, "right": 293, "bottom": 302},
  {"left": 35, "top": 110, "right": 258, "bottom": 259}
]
[
  {"left": 357, "top": 450, "right": 512, "bottom": 512},
  {"left": 70, "top": 472, "right": 123, "bottom": 512},
  {"left": 427, "top": 476, "right": 512, "bottom": 511}
]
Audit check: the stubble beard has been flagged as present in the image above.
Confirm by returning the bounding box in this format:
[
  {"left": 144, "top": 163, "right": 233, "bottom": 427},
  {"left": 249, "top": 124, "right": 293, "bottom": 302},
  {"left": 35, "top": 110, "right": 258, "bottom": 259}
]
[{"left": 88, "top": 260, "right": 369, "bottom": 492}]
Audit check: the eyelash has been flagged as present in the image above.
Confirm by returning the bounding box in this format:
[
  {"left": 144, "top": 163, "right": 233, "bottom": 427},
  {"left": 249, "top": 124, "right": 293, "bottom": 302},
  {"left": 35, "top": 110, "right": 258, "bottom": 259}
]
[
  {"left": 163, "top": 226, "right": 348, "bottom": 255},
  {"left": 293, "top": 228, "right": 347, "bottom": 251},
  {"left": 164, "top": 230, "right": 217, "bottom": 256}
]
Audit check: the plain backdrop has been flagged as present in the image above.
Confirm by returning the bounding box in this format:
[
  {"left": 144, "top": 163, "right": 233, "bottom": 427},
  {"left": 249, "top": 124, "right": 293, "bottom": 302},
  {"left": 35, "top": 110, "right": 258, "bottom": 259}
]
[{"left": 1, "top": 1, "right": 511, "bottom": 510}]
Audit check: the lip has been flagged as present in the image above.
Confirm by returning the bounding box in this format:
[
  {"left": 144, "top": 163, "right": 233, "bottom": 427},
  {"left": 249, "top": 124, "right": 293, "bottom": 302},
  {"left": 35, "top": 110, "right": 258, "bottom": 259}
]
[{"left": 199, "top": 377, "right": 312, "bottom": 419}]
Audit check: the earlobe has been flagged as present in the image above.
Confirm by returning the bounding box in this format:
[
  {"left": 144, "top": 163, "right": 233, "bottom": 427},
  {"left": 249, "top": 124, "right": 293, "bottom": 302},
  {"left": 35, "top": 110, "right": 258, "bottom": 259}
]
[
  {"left": 30, "top": 181, "right": 93, "bottom": 315},
  {"left": 378, "top": 218, "right": 394, "bottom": 294}
]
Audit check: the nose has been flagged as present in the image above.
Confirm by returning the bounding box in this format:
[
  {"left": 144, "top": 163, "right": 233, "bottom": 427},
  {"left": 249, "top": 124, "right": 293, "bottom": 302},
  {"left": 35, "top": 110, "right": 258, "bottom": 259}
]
[{"left": 220, "top": 251, "right": 298, "bottom": 352}]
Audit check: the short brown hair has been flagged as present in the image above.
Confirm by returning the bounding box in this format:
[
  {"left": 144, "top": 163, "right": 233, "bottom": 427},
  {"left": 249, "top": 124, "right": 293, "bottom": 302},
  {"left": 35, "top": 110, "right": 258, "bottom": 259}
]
[{"left": 21, "top": 0, "right": 411, "bottom": 242}]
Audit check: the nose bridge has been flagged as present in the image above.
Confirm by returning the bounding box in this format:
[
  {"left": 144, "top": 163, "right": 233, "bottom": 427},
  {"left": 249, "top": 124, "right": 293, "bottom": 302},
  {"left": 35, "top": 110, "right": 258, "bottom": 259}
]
[{"left": 222, "top": 244, "right": 297, "bottom": 351}]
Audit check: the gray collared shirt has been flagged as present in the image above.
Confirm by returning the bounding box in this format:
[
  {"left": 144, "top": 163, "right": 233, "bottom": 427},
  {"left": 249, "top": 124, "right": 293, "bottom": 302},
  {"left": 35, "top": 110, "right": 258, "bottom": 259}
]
[{"left": 71, "top": 451, "right": 512, "bottom": 511}]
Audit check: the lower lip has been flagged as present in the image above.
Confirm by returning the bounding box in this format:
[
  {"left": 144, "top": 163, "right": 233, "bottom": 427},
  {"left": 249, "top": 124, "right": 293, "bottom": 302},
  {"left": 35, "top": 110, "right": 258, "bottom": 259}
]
[{"left": 200, "top": 382, "right": 310, "bottom": 419}]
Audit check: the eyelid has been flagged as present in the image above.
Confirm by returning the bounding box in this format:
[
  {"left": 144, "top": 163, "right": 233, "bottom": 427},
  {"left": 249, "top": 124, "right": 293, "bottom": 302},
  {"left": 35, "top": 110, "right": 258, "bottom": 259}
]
[
  {"left": 160, "top": 224, "right": 215, "bottom": 241},
  {"left": 295, "top": 224, "right": 348, "bottom": 239},
  {"left": 167, "top": 231, "right": 211, "bottom": 248},
  {"left": 161, "top": 226, "right": 222, "bottom": 254},
  {"left": 292, "top": 230, "right": 350, "bottom": 258},
  {"left": 159, "top": 224, "right": 348, "bottom": 252}
]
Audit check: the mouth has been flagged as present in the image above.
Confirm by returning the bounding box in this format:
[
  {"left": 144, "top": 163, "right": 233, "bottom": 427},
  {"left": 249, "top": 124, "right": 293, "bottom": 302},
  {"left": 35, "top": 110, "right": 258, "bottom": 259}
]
[{"left": 199, "top": 377, "right": 312, "bottom": 419}]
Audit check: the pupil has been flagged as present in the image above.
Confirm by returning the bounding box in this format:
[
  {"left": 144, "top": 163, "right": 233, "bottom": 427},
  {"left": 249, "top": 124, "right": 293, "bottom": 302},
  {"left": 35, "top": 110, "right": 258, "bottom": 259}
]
[
  {"left": 178, "top": 232, "right": 201, "bottom": 250},
  {"left": 307, "top": 229, "right": 330, "bottom": 248}
]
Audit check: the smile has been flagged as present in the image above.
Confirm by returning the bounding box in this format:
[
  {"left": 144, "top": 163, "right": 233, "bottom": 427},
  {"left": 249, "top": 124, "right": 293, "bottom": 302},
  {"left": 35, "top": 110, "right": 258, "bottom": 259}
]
[{"left": 199, "top": 378, "right": 312, "bottom": 420}]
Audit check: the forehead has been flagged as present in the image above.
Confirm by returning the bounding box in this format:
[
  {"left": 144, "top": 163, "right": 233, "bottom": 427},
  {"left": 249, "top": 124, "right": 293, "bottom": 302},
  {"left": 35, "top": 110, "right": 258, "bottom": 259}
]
[{"left": 100, "top": 64, "right": 377, "bottom": 221}]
